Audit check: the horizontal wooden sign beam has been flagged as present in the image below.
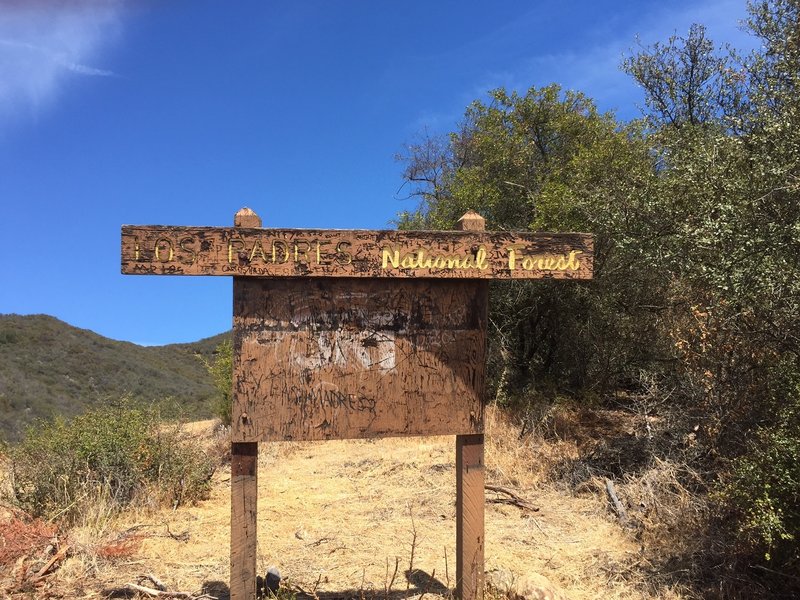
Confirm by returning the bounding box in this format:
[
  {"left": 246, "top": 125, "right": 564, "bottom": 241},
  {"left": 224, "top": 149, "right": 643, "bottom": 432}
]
[{"left": 121, "top": 226, "right": 593, "bottom": 280}]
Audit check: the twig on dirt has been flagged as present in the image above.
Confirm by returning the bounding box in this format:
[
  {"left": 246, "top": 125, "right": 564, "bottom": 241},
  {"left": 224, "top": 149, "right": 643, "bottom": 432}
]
[
  {"left": 138, "top": 573, "right": 167, "bottom": 591},
  {"left": 328, "top": 544, "right": 347, "bottom": 554},
  {"left": 407, "top": 508, "right": 418, "bottom": 591},
  {"left": 124, "top": 582, "right": 189, "bottom": 597},
  {"left": 750, "top": 564, "right": 800, "bottom": 581},
  {"left": 444, "top": 547, "right": 450, "bottom": 589},
  {"left": 485, "top": 484, "right": 539, "bottom": 511},
  {"left": 29, "top": 544, "right": 70, "bottom": 582},
  {"left": 165, "top": 524, "right": 190, "bottom": 542},
  {"left": 605, "top": 478, "right": 628, "bottom": 523},
  {"left": 122, "top": 581, "right": 218, "bottom": 599},
  {"left": 528, "top": 517, "right": 548, "bottom": 538},
  {"left": 385, "top": 556, "right": 400, "bottom": 598},
  {"left": 306, "top": 536, "right": 333, "bottom": 547},
  {"left": 306, "top": 573, "right": 322, "bottom": 600}
]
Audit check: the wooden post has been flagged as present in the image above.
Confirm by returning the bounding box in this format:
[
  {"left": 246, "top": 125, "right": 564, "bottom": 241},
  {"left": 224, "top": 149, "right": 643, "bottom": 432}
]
[
  {"left": 456, "top": 210, "right": 486, "bottom": 600},
  {"left": 231, "top": 208, "right": 261, "bottom": 600}
]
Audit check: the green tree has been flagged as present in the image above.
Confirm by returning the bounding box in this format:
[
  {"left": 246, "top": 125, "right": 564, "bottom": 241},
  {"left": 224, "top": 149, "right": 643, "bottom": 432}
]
[
  {"left": 202, "top": 339, "right": 233, "bottom": 426},
  {"left": 399, "top": 85, "right": 669, "bottom": 400},
  {"left": 626, "top": 0, "right": 800, "bottom": 577},
  {"left": 398, "top": 0, "right": 800, "bottom": 588}
]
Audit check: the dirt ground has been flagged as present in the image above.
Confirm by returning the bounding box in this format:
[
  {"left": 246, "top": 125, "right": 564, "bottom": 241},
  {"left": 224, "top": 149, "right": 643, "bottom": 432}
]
[{"left": 3, "top": 409, "right": 686, "bottom": 599}]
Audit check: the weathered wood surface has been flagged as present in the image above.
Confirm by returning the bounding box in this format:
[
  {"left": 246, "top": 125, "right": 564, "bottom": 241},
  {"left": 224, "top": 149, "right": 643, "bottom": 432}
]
[
  {"left": 230, "top": 442, "right": 258, "bottom": 600},
  {"left": 121, "top": 226, "right": 593, "bottom": 280},
  {"left": 231, "top": 277, "right": 486, "bottom": 442},
  {"left": 455, "top": 211, "right": 486, "bottom": 600},
  {"left": 457, "top": 433, "right": 485, "bottom": 600},
  {"left": 230, "top": 210, "right": 261, "bottom": 600}
]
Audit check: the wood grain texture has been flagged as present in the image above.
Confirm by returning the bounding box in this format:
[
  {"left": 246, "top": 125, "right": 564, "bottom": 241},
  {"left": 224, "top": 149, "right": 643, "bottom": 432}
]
[
  {"left": 121, "top": 226, "right": 593, "bottom": 280},
  {"left": 231, "top": 278, "right": 486, "bottom": 442},
  {"left": 455, "top": 212, "right": 486, "bottom": 600},
  {"left": 456, "top": 433, "right": 485, "bottom": 600},
  {"left": 230, "top": 441, "right": 258, "bottom": 600}
]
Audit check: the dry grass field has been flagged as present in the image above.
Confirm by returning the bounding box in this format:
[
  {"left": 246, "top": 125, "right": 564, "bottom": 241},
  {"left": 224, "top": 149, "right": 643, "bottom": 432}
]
[{"left": 1, "top": 407, "right": 693, "bottom": 600}]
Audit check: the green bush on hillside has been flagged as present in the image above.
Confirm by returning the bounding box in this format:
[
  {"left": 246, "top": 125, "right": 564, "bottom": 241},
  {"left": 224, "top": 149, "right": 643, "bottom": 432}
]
[
  {"left": 7, "top": 402, "right": 216, "bottom": 524},
  {"left": 717, "top": 375, "right": 800, "bottom": 565},
  {"left": 201, "top": 339, "right": 233, "bottom": 426}
]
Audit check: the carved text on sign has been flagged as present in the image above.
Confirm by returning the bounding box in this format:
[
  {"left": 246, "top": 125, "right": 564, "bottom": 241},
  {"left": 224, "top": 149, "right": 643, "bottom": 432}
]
[{"left": 121, "top": 227, "right": 593, "bottom": 279}]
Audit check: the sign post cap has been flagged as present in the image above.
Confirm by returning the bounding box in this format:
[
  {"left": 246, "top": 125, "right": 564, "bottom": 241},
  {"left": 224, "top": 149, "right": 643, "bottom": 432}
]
[
  {"left": 457, "top": 210, "right": 486, "bottom": 231},
  {"left": 234, "top": 207, "right": 262, "bottom": 228}
]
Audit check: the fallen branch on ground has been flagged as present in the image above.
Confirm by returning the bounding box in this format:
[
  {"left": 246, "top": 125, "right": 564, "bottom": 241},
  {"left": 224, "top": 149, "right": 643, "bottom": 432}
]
[
  {"left": 123, "top": 581, "right": 217, "bottom": 599},
  {"left": 605, "top": 478, "right": 628, "bottom": 523},
  {"left": 29, "top": 544, "right": 70, "bottom": 583},
  {"left": 485, "top": 484, "right": 539, "bottom": 511}
]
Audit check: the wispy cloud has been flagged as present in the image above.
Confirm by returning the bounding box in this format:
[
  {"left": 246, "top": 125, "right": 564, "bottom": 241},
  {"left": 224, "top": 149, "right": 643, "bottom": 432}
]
[
  {"left": 411, "top": 0, "right": 757, "bottom": 130},
  {"left": 495, "top": 0, "right": 756, "bottom": 118},
  {"left": 0, "top": 1, "right": 123, "bottom": 124}
]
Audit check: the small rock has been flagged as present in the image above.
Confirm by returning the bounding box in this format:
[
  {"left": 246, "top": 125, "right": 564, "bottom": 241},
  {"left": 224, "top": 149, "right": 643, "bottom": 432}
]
[
  {"left": 515, "top": 573, "right": 567, "bottom": 600},
  {"left": 486, "top": 569, "right": 568, "bottom": 600},
  {"left": 294, "top": 529, "right": 307, "bottom": 540}
]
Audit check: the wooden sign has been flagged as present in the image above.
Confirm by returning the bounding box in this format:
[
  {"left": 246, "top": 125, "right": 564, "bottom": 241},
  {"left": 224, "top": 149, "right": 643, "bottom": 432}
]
[
  {"left": 233, "top": 278, "right": 485, "bottom": 442},
  {"left": 121, "top": 208, "right": 594, "bottom": 600},
  {"left": 121, "top": 226, "right": 593, "bottom": 280}
]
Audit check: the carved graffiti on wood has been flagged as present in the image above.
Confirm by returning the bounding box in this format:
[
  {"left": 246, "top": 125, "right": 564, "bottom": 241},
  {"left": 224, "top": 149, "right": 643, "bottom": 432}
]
[
  {"left": 232, "top": 278, "right": 486, "bottom": 442},
  {"left": 121, "top": 226, "right": 593, "bottom": 280}
]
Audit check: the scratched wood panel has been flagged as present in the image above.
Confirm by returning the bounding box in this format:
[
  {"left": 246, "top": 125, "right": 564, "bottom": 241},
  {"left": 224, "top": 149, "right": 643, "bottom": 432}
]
[
  {"left": 231, "top": 278, "right": 486, "bottom": 442},
  {"left": 121, "top": 226, "right": 593, "bottom": 280}
]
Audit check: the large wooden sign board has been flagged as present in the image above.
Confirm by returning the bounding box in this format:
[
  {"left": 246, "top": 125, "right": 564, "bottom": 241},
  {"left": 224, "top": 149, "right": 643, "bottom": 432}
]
[
  {"left": 233, "top": 278, "right": 486, "bottom": 442},
  {"left": 121, "top": 208, "right": 593, "bottom": 600}
]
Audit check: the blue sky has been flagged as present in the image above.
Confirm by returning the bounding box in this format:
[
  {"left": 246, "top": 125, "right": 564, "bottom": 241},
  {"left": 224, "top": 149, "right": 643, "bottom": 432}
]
[{"left": 1, "top": 0, "right": 755, "bottom": 345}]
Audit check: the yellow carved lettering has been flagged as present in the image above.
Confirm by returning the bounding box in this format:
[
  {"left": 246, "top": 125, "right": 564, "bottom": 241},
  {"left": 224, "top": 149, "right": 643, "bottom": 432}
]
[
  {"left": 401, "top": 254, "right": 417, "bottom": 268},
  {"left": 522, "top": 256, "right": 534, "bottom": 270},
  {"left": 381, "top": 245, "right": 492, "bottom": 271},
  {"left": 476, "top": 246, "right": 488, "bottom": 269},
  {"left": 249, "top": 240, "right": 269, "bottom": 263},
  {"left": 272, "top": 240, "right": 289, "bottom": 264},
  {"left": 294, "top": 241, "right": 310, "bottom": 263},
  {"left": 154, "top": 238, "right": 174, "bottom": 263},
  {"left": 567, "top": 250, "right": 582, "bottom": 270},
  {"left": 179, "top": 236, "right": 197, "bottom": 264},
  {"left": 507, "top": 244, "right": 524, "bottom": 270},
  {"left": 382, "top": 247, "right": 399, "bottom": 268},
  {"left": 228, "top": 238, "right": 245, "bottom": 264},
  {"left": 335, "top": 241, "right": 352, "bottom": 265},
  {"left": 316, "top": 241, "right": 331, "bottom": 265}
]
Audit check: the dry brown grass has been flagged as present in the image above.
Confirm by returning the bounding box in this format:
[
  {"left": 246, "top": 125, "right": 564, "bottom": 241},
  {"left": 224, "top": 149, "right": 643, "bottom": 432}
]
[{"left": 0, "top": 409, "right": 705, "bottom": 599}]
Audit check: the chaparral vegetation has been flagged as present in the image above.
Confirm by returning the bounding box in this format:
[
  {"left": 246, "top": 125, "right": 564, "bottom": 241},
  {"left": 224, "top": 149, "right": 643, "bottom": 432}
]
[
  {"left": 0, "top": 1, "right": 798, "bottom": 598},
  {"left": 397, "top": 0, "right": 800, "bottom": 595}
]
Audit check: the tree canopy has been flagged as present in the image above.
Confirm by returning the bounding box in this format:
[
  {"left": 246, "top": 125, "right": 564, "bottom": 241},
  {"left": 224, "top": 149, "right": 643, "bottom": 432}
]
[{"left": 396, "top": 0, "right": 800, "bottom": 591}]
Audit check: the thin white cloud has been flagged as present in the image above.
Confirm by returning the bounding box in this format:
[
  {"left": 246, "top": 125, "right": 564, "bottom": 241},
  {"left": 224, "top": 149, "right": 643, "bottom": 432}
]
[
  {"left": 494, "top": 0, "right": 757, "bottom": 118},
  {"left": 412, "top": 0, "right": 758, "bottom": 129},
  {"left": 0, "top": 1, "right": 123, "bottom": 124}
]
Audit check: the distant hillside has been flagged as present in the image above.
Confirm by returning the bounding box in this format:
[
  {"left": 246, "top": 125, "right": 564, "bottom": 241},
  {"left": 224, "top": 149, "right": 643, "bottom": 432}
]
[{"left": 0, "top": 314, "right": 230, "bottom": 441}]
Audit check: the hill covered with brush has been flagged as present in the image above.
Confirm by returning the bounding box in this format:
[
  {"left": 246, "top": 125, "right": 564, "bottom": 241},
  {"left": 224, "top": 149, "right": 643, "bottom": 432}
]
[{"left": 0, "top": 314, "right": 229, "bottom": 441}]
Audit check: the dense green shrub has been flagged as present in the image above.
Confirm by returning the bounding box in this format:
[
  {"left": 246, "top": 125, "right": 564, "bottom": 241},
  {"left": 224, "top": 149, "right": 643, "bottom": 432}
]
[
  {"left": 7, "top": 402, "right": 215, "bottom": 524},
  {"left": 397, "top": 0, "right": 800, "bottom": 590},
  {"left": 202, "top": 339, "right": 233, "bottom": 426},
  {"left": 717, "top": 373, "right": 800, "bottom": 565}
]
